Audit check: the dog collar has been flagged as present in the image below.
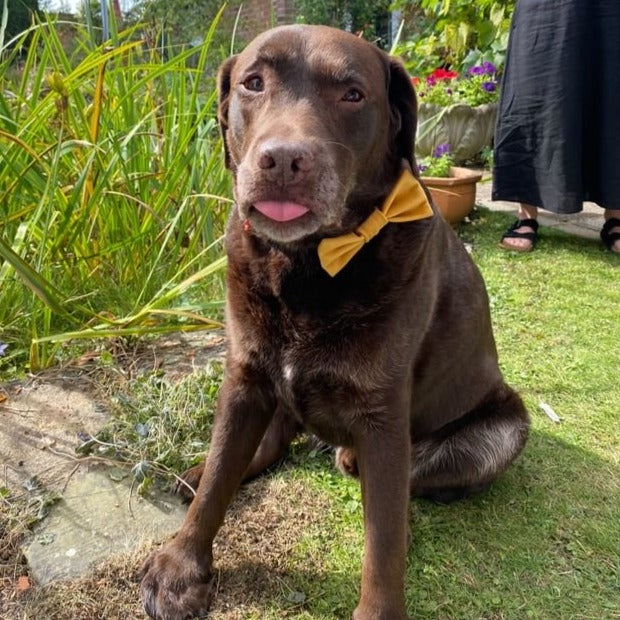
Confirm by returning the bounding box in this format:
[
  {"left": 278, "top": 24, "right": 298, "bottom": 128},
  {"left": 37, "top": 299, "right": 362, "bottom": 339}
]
[{"left": 317, "top": 168, "right": 434, "bottom": 276}]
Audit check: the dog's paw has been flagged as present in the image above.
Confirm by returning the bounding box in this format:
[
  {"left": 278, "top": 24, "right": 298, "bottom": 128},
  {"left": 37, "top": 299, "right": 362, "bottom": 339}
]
[
  {"left": 172, "top": 463, "right": 204, "bottom": 502},
  {"left": 140, "top": 540, "right": 214, "bottom": 620},
  {"left": 335, "top": 447, "right": 359, "bottom": 478}
]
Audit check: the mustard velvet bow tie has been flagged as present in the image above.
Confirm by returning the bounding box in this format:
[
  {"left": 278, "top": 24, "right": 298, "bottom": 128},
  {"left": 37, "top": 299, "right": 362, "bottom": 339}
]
[{"left": 317, "top": 168, "right": 434, "bottom": 277}]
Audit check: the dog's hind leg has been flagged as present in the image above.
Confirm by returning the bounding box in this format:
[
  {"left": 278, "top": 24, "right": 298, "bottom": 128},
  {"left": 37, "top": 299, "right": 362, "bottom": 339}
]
[
  {"left": 174, "top": 404, "right": 300, "bottom": 500},
  {"left": 335, "top": 446, "right": 359, "bottom": 478},
  {"left": 411, "top": 385, "right": 529, "bottom": 503},
  {"left": 243, "top": 404, "right": 301, "bottom": 479}
]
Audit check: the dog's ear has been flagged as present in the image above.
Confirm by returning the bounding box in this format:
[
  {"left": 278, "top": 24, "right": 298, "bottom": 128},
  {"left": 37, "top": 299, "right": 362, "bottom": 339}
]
[
  {"left": 388, "top": 58, "right": 417, "bottom": 170},
  {"left": 217, "top": 55, "right": 238, "bottom": 170}
]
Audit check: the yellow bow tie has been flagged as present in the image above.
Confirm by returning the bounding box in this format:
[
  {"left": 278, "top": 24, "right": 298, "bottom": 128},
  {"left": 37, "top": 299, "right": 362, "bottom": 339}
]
[{"left": 317, "top": 168, "right": 434, "bottom": 276}]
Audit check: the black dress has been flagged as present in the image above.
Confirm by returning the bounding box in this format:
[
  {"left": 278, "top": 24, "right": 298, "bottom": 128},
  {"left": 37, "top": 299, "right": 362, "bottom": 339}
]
[{"left": 492, "top": 0, "right": 620, "bottom": 213}]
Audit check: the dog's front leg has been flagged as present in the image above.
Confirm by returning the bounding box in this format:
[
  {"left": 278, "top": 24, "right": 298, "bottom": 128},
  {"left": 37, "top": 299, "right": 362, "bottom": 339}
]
[
  {"left": 353, "top": 402, "right": 412, "bottom": 620},
  {"left": 140, "top": 367, "right": 274, "bottom": 620}
]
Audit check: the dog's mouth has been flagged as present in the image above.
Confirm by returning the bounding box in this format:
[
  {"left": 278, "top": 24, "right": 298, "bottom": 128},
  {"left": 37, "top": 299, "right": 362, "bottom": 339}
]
[{"left": 252, "top": 201, "right": 310, "bottom": 222}]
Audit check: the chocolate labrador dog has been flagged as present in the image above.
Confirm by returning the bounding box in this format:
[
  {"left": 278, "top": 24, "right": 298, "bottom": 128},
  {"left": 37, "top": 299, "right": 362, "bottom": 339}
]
[{"left": 140, "top": 24, "right": 529, "bottom": 620}]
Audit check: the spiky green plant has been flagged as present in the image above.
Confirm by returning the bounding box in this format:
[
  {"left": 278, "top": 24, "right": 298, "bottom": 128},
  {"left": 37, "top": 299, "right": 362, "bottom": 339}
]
[{"left": 0, "top": 10, "right": 231, "bottom": 370}]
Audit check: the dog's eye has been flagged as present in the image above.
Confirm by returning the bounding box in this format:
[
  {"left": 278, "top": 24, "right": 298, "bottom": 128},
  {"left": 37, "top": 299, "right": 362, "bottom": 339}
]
[
  {"left": 342, "top": 88, "right": 364, "bottom": 103},
  {"left": 243, "top": 76, "right": 264, "bottom": 92}
]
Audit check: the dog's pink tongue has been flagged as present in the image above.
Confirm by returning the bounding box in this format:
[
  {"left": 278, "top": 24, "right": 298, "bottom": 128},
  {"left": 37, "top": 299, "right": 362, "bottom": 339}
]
[{"left": 253, "top": 201, "right": 309, "bottom": 222}]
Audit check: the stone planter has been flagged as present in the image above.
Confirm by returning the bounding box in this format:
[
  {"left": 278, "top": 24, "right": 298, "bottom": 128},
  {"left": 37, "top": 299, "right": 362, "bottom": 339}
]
[
  {"left": 422, "top": 166, "right": 483, "bottom": 226},
  {"left": 416, "top": 102, "right": 497, "bottom": 164}
]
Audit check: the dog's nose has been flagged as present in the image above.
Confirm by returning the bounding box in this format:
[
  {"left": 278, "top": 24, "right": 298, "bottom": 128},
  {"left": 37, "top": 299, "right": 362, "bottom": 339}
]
[{"left": 257, "top": 139, "right": 314, "bottom": 183}]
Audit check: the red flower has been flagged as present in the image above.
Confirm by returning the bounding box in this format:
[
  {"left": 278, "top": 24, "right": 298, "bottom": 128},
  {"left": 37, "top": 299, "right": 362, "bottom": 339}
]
[
  {"left": 411, "top": 77, "right": 421, "bottom": 86},
  {"left": 430, "top": 68, "right": 459, "bottom": 80}
]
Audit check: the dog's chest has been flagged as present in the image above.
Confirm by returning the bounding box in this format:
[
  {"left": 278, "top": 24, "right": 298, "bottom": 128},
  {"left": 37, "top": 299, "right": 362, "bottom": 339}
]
[
  {"left": 262, "top": 317, "right": 386, "bottom": 445},
  {"left": 274, "top": 345, "right": 358, "bottom": 445},
  {"left": 232, "top": 245, "right": 401, "bottom": 443}
]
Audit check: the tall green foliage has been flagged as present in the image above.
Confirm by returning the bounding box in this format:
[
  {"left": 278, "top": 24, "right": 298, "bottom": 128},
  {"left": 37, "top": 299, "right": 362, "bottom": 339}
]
[
  {"left": 293, "top": 0, "right": 391, "bottom": 41},
  {"left": 394, "top": 0, "right": 516, "bottom": 75},
  {"left": 0, "top": 15, "right": 230, "bottom": 371},
  {"left": 129, "top": 0, "right": 239, "bottom": 52}
]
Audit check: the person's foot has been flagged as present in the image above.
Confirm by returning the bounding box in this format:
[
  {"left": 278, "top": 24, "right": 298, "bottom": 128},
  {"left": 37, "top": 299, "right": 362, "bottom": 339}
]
[
  {"left": 610, "top": 227, "right": 620, "bottom": 253},
  {"left": 499, "top": 218, "right": 539, "bottom": 252},
  {"left": 601, "top": 218, "right": 620, "bottom": 253}
]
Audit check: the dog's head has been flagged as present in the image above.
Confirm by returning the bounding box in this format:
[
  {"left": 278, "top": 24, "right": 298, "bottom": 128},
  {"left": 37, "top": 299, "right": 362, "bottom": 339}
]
[{"left": 217, "top": 25, "right": 417, "bottom": 243}]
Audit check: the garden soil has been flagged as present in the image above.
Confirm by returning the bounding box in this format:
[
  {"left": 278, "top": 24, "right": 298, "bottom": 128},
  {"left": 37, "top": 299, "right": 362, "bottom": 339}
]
[{"left": 0, "top": 331, "right": 329, "bottom": 619}]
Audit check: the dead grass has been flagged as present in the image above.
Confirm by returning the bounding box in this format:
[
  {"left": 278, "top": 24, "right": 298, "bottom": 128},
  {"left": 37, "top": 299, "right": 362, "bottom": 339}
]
[
  {"left": 0, "top": 518, "right": 29, "bottom": 620},
  {"left": 2, "top": 474, "right": 332, "bottom": 620}
]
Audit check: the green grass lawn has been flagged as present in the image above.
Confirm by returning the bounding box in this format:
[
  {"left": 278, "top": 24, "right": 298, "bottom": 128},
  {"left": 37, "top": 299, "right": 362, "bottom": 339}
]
[
  {"left": 275, "top": 210, "right": 620, "bottom": 620},
  {"left": 80, "top": 208, "right": 618, "bottom": 620}
]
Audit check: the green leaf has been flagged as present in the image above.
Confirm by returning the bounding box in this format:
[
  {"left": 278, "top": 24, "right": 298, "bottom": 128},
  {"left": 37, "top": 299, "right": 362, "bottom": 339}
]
[
  {"left": 0, "top": 236, "right": 68, "bottom": 317},
  {"left": 0, "top": 0, "right": 8, "bottom": 50},
  {"left": 477, "top": 21, "right": 495, "bottom": 47},
  {"left": 490, "top": 2, "right": 506, "bottom": 28}
]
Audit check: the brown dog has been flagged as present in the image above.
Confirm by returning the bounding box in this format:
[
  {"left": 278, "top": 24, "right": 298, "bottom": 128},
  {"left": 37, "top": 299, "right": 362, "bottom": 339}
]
[{"left": 140, "top": 25, "right": 529, "bottom": 620}]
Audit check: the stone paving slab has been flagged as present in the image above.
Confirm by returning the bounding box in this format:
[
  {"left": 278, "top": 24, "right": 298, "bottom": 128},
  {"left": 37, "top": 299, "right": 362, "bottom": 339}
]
[
  {"left": 23, "top": 469, "right": 186, "bottom": 585},
  {"left": 0, "top": 379, "right": 108, "bottom": 494},
  {"left": 1, "top": 331, "right": 227, "bottom": 588}
]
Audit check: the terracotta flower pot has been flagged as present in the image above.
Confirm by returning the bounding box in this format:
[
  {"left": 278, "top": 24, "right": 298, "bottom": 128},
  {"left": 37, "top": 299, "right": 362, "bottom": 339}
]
[
  {"left": 416, "top": 102, "right": 497, "bottom": 164},
  {"left": 422, "top": 166, "right": 483, "bottom": 226}
]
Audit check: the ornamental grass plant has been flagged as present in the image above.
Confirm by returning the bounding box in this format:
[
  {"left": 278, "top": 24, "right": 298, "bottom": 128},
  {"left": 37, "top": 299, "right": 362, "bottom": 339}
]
[{"left": 0, "top": 12, "right": 231, "bottom": 371}]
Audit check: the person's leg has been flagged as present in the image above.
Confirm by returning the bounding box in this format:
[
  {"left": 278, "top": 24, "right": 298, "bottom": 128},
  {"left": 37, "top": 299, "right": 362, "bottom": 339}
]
[
  {"left": 499, "top": 204, "right": 539, "bottom": 251},
  {"left": 602, "top": 209, "right": 620, "bottom": 253}
]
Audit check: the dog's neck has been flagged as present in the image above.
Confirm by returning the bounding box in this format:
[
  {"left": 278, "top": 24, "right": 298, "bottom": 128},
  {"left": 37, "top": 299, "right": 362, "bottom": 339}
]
[{"left": 317, "top": 168, "right": 433, "bottom": 276}]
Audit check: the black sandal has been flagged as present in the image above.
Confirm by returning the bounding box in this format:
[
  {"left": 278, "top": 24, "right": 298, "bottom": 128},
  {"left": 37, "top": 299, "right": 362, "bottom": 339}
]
[
  {"left": 499, "top": 218, "right": 539, "bottom": 252},
  {"left": 600, "top": 218, "right": 620, "bottom": 253}
]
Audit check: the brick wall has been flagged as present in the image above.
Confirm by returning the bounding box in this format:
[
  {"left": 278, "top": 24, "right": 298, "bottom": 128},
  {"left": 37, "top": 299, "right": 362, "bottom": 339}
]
[{"left": 233, "top": 0, "right": 296, "bottom": 41}]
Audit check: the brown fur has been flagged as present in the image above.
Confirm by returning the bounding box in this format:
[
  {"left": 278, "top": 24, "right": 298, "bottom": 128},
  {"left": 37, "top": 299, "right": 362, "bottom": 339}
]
[{"left": 140, "top": 25, "right": 529, "bottom": 620}]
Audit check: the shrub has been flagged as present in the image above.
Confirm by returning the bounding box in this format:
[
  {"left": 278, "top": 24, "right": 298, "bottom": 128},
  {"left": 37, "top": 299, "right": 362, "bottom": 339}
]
[{"left": 0, "top": 14, "right": 230, "bottom": 371}]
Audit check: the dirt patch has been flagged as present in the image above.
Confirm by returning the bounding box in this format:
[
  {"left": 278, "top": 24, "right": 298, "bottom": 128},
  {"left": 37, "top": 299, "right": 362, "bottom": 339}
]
[
  {"left": 0, "top": 374, "right": 107, "bottom": 494},
  {"left": 108, "top": 330, "right": 226, "bottom": 381},
  {"left": 0, "top": 331, "right": 333, "bottom": 620},
  {"left": 6, "top": 476, "right": 331, "bottom": 620}
]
